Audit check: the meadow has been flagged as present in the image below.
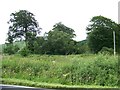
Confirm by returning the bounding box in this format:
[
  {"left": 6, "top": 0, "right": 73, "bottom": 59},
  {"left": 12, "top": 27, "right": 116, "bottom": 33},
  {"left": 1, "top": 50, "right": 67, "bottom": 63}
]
[{"left": 1, "top": 54, "right": 119, "bottom": 88}]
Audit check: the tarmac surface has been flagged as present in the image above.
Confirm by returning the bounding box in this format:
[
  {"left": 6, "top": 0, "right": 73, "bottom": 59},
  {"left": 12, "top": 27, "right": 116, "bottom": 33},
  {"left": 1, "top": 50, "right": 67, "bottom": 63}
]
[
  {"left": 1, "top": 84, "right": 56, "bottom": 90},
  {"left": 0, "top": 84, "right": 119, "bottom": 90}
]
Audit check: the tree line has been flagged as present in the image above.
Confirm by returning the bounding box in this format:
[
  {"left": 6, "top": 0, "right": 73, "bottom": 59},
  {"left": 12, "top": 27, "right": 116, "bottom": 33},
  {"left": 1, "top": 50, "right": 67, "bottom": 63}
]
[{"left": 3, "top": 10, "right": 120, "bottom": 56}]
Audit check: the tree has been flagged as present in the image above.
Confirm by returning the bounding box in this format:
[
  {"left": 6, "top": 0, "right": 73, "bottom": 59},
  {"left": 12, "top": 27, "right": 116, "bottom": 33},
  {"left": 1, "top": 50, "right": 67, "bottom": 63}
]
[
  {"left": 29, "top": 36, "right": 46, "bottom": 54},
  {"left": 86, "top": 16, "right": 119, "bottom": 53},
  {"left": 7, "top": 10, "right": 41, "bottom": 44},
  {"left": 45, "top": 30, "right": 76, "bottom": 55},
  {"left": 75, "top": 40, "right": 90, "bottom": 54},
  {"left": 52, "top": 22, "right": 76, "bottom": 38},
  {"left": 32, "top": 23, "right": 77, "bottom": 55}
]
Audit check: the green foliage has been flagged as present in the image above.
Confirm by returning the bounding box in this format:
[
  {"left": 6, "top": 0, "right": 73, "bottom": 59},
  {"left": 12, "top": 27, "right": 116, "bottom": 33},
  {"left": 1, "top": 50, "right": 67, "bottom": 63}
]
[
  {"left": 45, "top": 30, "right": 76, "bottom": 55},
  {"left": 98, "top": 47, "right": 114, "bottom": 55},
  {"left": 0, "top": 44, "right": 4, "bottom": 54},
  {"left": 52, "top": 22, "right": 76, "bottom": 38},
  {"left": 93, "top": 55, "right": 118, "bottom": 86},
  {"left": 13, "top": 41, "right": 26, "bottom": 49},
  {"left": 75, "top": 40, "right": 90, "bottom": 54},
  {"left": 27, "top": 22, "right": 77, "bottom": 55},
  {"left": 42, "top": 22, "right": 76, "bottom": 55},
  {"left": 86, "top": 16, "right": 119, "bottom": 53},
  {"left": 26, "top": 37, "right": 37, "bottom": 54},
  {"left": 2, "top": 78, "right": 117, "bottom": 89},
  {"left": 19, "top": 47, "right": 29, "bottom": 56},
  {"left": 7, "top": 10, "right": 41, "bottom": 43},
  {"left": 3, "top": 44, "right": 19, "bottom": 55},
  {"left": 4, "top": 13, "right": 120, "bottom": 56},
  {"left": 33, "top": 37, "right": 46, "bottom": 54},
  {"left": 2, "top": 54, "right": 118, "bottom": 87}
]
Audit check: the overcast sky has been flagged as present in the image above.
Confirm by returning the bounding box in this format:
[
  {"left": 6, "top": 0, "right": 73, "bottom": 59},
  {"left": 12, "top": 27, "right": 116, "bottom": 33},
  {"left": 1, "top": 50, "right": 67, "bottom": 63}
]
[{"left": 0, "top": 0, "right": 119, "bottom": 44}]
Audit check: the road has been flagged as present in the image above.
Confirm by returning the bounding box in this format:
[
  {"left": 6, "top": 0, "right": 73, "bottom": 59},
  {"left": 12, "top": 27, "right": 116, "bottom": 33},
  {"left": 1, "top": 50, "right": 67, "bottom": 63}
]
[
  {"left": 1, "top": 84, "right": 119, "bottom": 90},
  {"left": 0, "top": 84, "right": 56, "bottom": 90}
]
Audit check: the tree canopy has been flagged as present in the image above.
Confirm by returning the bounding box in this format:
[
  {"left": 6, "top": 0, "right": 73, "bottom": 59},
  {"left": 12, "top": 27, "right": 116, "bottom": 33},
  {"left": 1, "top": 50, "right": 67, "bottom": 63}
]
[
  {"left": 52, "top": 22, "right": 76, "bottom": 38},
  {"left": 5, "top": 11, "right": 120, "bottom": 55},
  {"left": 30, "top": 23, "right": 77, "bottom": 55},
  {"left": 7, "top": 10, "right": 41, "bottom": 43},
  {"left": 86, "top": 16, "right": 119, "bottom": 53}
]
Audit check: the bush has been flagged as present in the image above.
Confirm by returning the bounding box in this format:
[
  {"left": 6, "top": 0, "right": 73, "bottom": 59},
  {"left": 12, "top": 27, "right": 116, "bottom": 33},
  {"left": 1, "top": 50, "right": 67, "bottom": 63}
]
[
  {"left": 2, "top": 54, "right": 118, "bottom": 87},
  {"left": 3, "top": 44, "right": 20, "bottom": 55},
  {"left": 98, "top": 47, "right": 114, "bottom": 55},
  {"left": 19, "top": 47, "right": 30, "bottom": 56}
]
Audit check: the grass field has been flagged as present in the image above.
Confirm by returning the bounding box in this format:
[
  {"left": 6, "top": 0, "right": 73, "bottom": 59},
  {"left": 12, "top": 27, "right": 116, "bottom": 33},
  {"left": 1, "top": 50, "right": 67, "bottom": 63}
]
[{"left": 1, "top": 54, "right": 119, "bottom": 88}]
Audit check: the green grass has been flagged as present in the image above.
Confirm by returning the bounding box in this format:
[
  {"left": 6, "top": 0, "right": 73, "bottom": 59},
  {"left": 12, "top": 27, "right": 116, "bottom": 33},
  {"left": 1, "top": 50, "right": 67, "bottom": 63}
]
[
  {"left": 1, "top": 54, "right": 119, "bottom": 88},
  {"left": 2, "top": 78, "right": 118, "bottom": 89}
]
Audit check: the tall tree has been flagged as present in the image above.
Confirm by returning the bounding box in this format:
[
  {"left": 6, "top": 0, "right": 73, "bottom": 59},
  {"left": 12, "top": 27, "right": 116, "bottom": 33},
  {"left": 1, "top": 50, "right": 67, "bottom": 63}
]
[
  {"left": 86, "top": 16, "right": 119, "bottom": 53},
  {"left": 35, "top": 23, "right": 76, "bottom": 55},
  {"left": 46, "top": 30, "right": 76, "bottom": 55},
  {"left": 52, "top": 22, "right": 76, "bottom": 38},
  {"left": 7, "top": 10, "right": 41, "bottom": 44}
]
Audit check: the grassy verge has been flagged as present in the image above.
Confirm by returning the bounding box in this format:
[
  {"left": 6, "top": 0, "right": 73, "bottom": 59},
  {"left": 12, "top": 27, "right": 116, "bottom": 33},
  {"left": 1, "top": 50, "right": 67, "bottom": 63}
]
[
  {"left": 2, "top": 54, "right": 119, "bottom": 88},
  {"left": 1, "top": 78, "right": 118, "bottom": 89}
]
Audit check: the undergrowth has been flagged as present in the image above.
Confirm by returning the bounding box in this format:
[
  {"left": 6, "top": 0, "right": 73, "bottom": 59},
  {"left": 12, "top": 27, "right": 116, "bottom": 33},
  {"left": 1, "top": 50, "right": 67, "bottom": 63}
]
[{"left": 2, "top": 54, "right": 119, "bottom": 87}]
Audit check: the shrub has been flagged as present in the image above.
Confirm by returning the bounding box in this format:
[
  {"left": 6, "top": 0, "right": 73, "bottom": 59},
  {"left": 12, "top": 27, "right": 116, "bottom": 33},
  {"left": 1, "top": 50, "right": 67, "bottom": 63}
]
[
  {"left": 3, "top": 44, "right": 20, "bottom": 55},
  {"left": 98, "top": 47, "right": 114, "bottom": 55},
  {"left": 19, "top": 47, "right": 29, "bottom": 56},
  {"left": 2, "top": 54, "right": 118, "bottom": 87}
]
